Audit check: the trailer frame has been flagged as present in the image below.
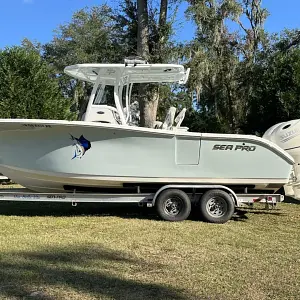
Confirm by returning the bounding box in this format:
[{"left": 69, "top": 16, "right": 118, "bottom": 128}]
[{"left": 0, "top": 184, "right": 283, "bottom": 222}]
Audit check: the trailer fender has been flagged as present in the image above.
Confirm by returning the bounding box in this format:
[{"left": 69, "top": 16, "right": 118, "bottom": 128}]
[{"left": 152, "top": 185, "right": 238, "bottom": 207}]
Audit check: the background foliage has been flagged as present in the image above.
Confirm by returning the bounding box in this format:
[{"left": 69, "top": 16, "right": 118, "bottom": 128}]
[
  {"left": 0, "top": 47, "right": 74, "bottom": 120},
  {"left": 0, "top": 0, "right": 300, "bottom": 136}
]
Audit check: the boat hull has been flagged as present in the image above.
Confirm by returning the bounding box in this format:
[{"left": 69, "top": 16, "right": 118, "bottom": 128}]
[{"left": 0, "top": 119, "right": 294, "bottom": 193}]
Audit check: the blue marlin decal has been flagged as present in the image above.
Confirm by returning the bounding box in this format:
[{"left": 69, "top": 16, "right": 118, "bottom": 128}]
[{"left": 70, "top": 134, "right": 91, "bottom": 159}]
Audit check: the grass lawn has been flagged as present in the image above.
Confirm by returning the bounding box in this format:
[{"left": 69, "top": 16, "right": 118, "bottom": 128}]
[{"left": 0, "top": 185, "right": 299, "bottom": 299}]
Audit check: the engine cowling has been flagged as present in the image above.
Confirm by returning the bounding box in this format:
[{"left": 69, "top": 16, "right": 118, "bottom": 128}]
[{"left": 263, "top": 119, "right": 300, "bottom": 198}]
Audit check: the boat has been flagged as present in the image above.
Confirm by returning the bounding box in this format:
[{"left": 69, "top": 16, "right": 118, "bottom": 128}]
[
  {"left": 0, "top": 173, "right": 8, "bottom": 181},
  {"left": 263, "top": 120, "right": 300, "bottom": 199},
  {"left": 0, "top": 59, "right": 295, "bottom": 193}
]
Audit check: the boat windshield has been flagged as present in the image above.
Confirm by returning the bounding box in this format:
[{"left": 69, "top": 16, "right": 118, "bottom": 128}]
[
  {"left": 93, "top": 84, "right": 127, "bottom": 107},
  {"left": 93, "top": 85, "right": 114, "bottom": 106}
]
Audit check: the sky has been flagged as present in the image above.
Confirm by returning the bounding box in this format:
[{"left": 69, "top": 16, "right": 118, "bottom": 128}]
[{"left": 0, "top": 0, "right": 300, "bottom": 49}]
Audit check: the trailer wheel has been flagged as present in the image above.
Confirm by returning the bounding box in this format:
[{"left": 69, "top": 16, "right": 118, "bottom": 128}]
[
  {"left": 156, "top": 189, "right": 191, "bottom": 221},
  {"left": 199, "top": 189, "right": 235, "bottom": 224}
]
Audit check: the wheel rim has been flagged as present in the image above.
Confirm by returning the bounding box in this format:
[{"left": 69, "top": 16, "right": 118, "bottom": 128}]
[
  {"left": 206, "top": 196, "right": 228, "bottom": 218},
  {"left": 163, "top": 197, "right": 183, "bottom": 216}
]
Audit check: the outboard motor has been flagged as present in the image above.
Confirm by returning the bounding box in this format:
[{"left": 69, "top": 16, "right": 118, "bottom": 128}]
[{"left": 263, "top": 119, "right": 300, "bottom": 198}]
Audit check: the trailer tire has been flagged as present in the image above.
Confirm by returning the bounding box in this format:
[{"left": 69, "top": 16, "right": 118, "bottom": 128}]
[
  {"left": 199, "top": 189, "right": 235, "bottom": 224},
  {"left": 156, "top": 189, "right": 191, "bottom": 222}
]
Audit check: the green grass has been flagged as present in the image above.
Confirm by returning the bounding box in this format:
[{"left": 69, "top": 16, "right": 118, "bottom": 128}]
[{"left": 0, "top": 187, "right": 299, "bottom": 299}]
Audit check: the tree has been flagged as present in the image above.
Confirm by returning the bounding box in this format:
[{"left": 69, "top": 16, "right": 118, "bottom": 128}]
[
  {"left": 114, "top": 0, "right": 182, "bottom": 127},
  {"left": 43, "top": 5, "right": 125, "bottom": 120},
  {"left": 246, "top": 31, "right": 300, "bottom": 135},
  {"left": 135, "top": 0, "right": 179, "bottom": 127},
  {"left": 43, "top": 2, "right": 183, "bottom": 127},
  {"left": 186, "top": 0, "right": 241, "bottom": 132},
  {"left": 184, "top": 1, "right": 300, "bottom": 136},
  {"left": 185, "top": 0, "right": 268, "bottom": 133},
  {"left": 0, "top": 46, "right": 74, "bottom": 120}
]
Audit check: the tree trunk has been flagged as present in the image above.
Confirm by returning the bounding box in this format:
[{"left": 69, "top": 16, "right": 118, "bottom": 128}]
[
  {"left": 137, "top": 0, "right": 155, "bottom": 127},
  {"left": 139, "top": 84, "right": 160, "bottom": 128},
  {"left": 159, "top": 0, "right": 168, "bottom": 28},
  {"left": 136, "top": 0, "right": 169, "bottom": 128},
  {"left": 225, "top": 82, "right": 237, "bottom": 133},
  {"left": 137, "top": 0, "right": 149, "bottom": 59},
  {"left": 158, "top": 0, "right": 168, "bottom": 60}
]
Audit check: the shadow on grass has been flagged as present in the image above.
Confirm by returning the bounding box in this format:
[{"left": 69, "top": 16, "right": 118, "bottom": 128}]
[
  {"left": 231, "top": 209, "right": 249, "bottom": 222},
  {"left": 0, "top": 201, "right": 160, "bottom": 220},
  {"left": 0, "top": 245, "right": 193, "bottom": 300},
  {"left": 0, "top": 202, "right": 206, "bottom": 223},
  {"left": 232, "top": 207, "right": 286, "bottom": 217},
  {"left": 283, "top": 196, "right": 300, "bottom": 204},
  {"left": 246, "top": 210, "right": 285, "bottom": 216},
  {"left": 0, "top": 202, "right": 282, "bottom": 223}
]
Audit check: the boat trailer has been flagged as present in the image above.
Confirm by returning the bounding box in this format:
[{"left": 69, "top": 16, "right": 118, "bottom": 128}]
[{"left": 0, "top": 184, "right": 283, "bottom": 223}]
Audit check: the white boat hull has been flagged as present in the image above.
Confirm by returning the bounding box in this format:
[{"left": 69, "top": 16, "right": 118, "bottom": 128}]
[{"left": 0, "top": 119, "right": 294, "bottom": 193}]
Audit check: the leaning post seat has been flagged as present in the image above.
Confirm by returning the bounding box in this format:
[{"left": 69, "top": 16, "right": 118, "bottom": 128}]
[{"left": 83, "top": 105, "right": 121, "bottom": 124}]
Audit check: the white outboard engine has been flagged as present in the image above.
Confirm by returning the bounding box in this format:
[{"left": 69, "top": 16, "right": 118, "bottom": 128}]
[{"left": 263, "top": 119, "right": 300, "bottom": 198}]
